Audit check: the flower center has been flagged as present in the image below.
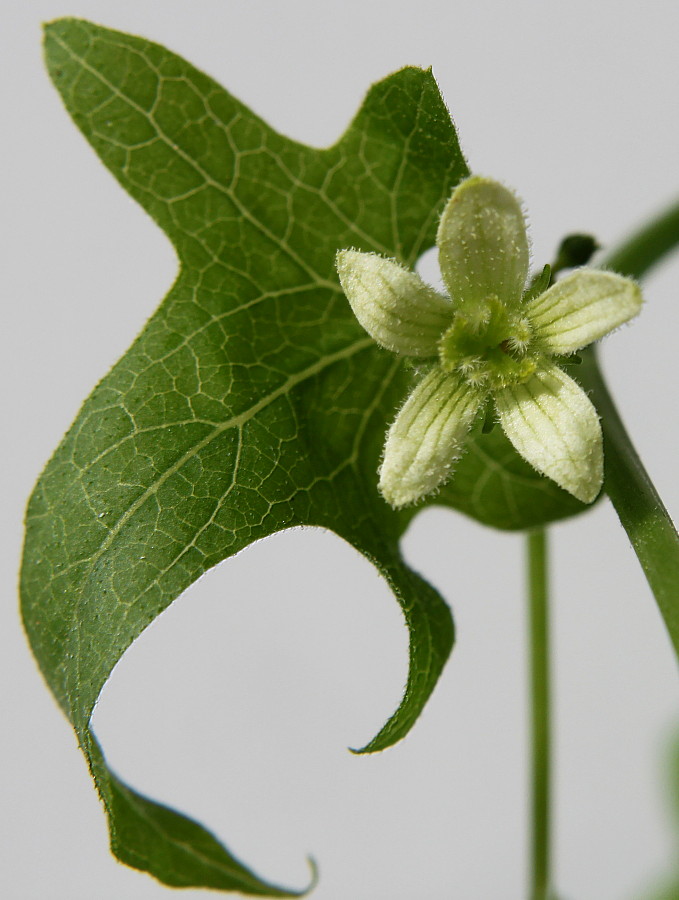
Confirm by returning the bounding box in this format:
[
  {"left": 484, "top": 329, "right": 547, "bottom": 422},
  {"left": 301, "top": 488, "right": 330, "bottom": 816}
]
[{"left": 438, "top": 295, "right": 537, "bottom": 390}]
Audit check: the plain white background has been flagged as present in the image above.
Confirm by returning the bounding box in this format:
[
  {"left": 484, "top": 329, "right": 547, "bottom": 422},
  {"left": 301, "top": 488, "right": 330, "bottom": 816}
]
[{"left": 3, "top": 2, "right": 679, "bottom": 898}]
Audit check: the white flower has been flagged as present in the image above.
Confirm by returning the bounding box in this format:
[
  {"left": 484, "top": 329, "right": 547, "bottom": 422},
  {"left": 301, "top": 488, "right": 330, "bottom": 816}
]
[{"left": 336, "top": 176, "right": 642, "bottom": 508}]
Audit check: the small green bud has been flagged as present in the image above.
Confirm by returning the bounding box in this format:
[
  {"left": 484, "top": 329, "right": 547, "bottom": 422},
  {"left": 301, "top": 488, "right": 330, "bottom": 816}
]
[{"left": 553, "top": 233, "right": 600, "bottom": 273}]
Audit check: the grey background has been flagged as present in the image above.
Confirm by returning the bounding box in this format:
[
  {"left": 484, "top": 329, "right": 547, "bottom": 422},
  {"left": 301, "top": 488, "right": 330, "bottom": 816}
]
[{"left": 2, "top": 1, "right": 679, "bottom": 898}]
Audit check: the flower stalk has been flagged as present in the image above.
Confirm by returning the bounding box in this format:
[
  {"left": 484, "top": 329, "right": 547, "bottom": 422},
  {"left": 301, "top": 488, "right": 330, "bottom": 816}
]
[{"left": 527, "top": 528, "right": 551, "bottom": 900}]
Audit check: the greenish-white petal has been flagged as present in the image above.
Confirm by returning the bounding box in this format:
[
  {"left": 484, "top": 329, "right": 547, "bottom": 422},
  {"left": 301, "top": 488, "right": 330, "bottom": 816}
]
[
  {"left": 494, "top": 361, "right": 602, "bottom": 503},
  {"left": 526, "top": 268, "right": 643, "bottom": 354},
  {"left": 436, "top": 176, "right": 529, "bottom": 312},
  {"left": 336, "top": 250, "right": 452, "bottom": 356},
  {"left": 379, "top": 368, "right": 483, "bottom": 508}
]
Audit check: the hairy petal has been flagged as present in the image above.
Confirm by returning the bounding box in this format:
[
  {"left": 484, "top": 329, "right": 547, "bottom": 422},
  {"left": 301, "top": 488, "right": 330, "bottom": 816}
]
[
  {"left": 379, "top": 368, "right": 483, "bottom": 507},
  {"left": 436, "top": 176, "right": 529, "bottom": 311},
  {"left": 526, "top": 268, "right": 643, "bottom": 353},
  {"left": 336, "top": 250, "right": 452, "bottom": 356},
  {"left": 494, "top": 362, "right": 603, "bottom": 503}
]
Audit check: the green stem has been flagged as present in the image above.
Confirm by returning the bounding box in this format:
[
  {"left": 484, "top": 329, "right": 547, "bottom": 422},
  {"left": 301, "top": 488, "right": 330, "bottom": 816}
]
[
  {"left": 602, "top": 195, "right": 679, "bottom": 279},
  {"left": 569, "top": 196, "right": 679, "bottom": 662},
  {"left": 527, "top": 528, "right": 551, "bottom": 900},
  {"left": 578, "top": 349, "right": 679, "bottom": 658},
  {"left": 522, "top": 195, "right": 679, "bottom": 900}
]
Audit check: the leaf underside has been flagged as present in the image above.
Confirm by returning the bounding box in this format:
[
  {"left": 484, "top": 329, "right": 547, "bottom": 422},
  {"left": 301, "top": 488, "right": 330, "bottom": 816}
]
[{"left": 23, "top": 18, "right": 586, "bottom": 894}]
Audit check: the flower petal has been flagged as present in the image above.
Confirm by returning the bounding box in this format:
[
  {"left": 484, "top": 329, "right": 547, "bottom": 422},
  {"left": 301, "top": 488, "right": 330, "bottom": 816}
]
[
  {"left": 336, "top": 250, "right": 452, "bottom": 356},
  {"left": 526, "top": 268, "right": 643, "bottom": 354},
  {"left": 436, "top": 176, "right": 529, "bottom": 311},
  {"left": 379, "top": 368, "right": 483, "bottom": 508},
  {"left": 494, "top": 361, "right": 602, "bottom": 503}
]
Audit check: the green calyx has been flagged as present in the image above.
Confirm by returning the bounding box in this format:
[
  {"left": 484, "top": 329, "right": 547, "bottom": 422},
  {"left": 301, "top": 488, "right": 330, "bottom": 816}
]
[{"left": 437, "top": 295, "right": 536, "bottom": 389}]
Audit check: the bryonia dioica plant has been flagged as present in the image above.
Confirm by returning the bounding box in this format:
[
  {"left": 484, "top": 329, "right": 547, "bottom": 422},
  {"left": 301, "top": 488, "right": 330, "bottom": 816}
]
[{"left": 21, "top": 17, "right": 679, "bottom": 900}]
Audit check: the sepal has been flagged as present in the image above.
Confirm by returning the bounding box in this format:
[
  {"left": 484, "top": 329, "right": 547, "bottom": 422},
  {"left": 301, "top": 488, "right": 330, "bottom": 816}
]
[
  {"left": 336, "top": 250, "right": 451, "bottom": 356},
  {"left": 494, "top": 361, "right": 603, "bottom": 503},
  {"left": 436, "top": 176, "right": 529, "bottom": 310},
  {"left": 526, "top": 268, "right": 642, "bottom": 354},
  {"left": 379, "top": 368, "right": 483, "bottom": 507}
]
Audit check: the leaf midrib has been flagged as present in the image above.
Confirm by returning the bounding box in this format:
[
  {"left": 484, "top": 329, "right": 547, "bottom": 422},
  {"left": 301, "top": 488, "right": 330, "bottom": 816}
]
[
  {"left": 111, "top": 777, "right": 302, "bottom": 895},
  {"left": 47, "top": 334, "right": 379, "bottom": 719},
  {"left": 64, "top": 336, "right": 374, "bottom": 580}
]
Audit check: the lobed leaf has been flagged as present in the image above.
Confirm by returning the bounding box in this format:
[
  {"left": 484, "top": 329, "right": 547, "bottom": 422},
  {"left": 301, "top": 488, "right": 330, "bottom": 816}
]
[{"left": 23, "top": 17, "right": 589, "bottom": 893}]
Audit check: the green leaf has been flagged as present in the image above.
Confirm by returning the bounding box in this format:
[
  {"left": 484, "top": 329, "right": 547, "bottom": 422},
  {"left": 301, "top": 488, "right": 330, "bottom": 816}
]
[{"left": 23, "top": 17, "right": 588, "bottom": 894}]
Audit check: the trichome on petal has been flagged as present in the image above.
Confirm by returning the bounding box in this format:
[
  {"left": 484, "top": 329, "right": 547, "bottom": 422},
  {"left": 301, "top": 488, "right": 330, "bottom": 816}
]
[{"left": 336, "top": 176, "right": 643, "bottom": 508}]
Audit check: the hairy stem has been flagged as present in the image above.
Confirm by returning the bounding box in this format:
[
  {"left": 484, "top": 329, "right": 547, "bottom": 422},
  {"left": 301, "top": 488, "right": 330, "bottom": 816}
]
[
  {"left": 579, "top": 349, "right": 679, "bottom": 657},
  {"left": 559, "top": 196, "right": 679, "bottom": 662},
  {"left": 527, "top": 528, "right": 551, "bottom": 900}
]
